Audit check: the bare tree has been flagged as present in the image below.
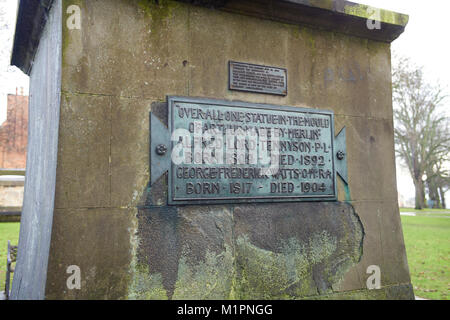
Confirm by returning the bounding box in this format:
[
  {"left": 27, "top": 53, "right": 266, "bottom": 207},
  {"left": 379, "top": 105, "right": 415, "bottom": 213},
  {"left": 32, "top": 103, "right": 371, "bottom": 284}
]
[
  {"left": 392, "top": 56, "right": 450, "bottom": 209},
  {"left": 425, "top": 150, "right": 450, "bottom": 208},
  {"left": 438, "top": 176, "right": 449, "bottom": 209}
]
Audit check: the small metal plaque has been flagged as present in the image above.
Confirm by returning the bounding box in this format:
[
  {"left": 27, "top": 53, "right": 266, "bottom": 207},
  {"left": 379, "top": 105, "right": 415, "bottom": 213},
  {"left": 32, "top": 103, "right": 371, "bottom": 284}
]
[
  {"left": 229, "top": 61, "right": 287, "bottom": 96},
  {"left": 168, "top": 96, "right": 336, "bottom": 205}
]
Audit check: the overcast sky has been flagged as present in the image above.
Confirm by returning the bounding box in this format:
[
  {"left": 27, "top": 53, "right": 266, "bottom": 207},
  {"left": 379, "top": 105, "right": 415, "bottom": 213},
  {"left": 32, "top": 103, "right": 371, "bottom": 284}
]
[
  {"left": 0, "top": 0, "right": 448, "bottom": 205},
  {"left": 358, "top": 0, "right": 450, "bottom": 205},
  {"left": 359, "top": 0, "right": 450, "bottom": 93}
]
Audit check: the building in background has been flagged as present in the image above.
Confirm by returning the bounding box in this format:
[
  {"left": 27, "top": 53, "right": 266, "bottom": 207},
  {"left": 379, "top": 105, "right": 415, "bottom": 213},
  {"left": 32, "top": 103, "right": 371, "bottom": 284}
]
[
  {"left": 0, "top": 88, "right": 28, "bottom": 168},
  {"left": 0, "top": 88, "right": 28, "bottom": 213}
]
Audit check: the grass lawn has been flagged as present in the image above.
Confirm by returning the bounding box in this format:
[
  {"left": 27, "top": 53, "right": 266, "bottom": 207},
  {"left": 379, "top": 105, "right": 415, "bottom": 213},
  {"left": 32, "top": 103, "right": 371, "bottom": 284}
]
[
  {"left": 401, "top": 212, "right": 450, "bottom": 300},
  {"left": 0, "top": 222, "right": 20, "bottom": 292}
]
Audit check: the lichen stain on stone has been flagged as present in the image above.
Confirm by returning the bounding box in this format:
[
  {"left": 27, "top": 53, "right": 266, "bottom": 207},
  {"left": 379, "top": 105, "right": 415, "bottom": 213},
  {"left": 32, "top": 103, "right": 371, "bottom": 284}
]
[
  {"left": 137, "top": 0, "right": 178, "bottom": 28},
  {"left": 126, "top": 206, "right": 142, "bottom": 298},
  {"left": 171, "top": 245, "right": 235, "bottom": 299},
  {"left": 129, "top": 166, "right": 150, "bottom": 207},
  {"left": 343, "top": 3, "right": 409, "bottom": 26},
  {"left": 128, "top": 263, "right": 168, "bottom": 299},
  {"left": 234, "top": 223, "right": 363, "bottom": 299},
  {"left": 133, "top": 0, "right": 183, "bottom": 79},
  {"left": 300, "top": 27, "right": 317, "bottom": 55},
  {"left": 132, "top": 201, "right": 364, "bottom": 299},
  {"left": 234, "top": 232, "right": 342, "bottom": 299},
  {"left": 235, "top": 236, "right": 312, "bottom": 299},
  {"left": 232, "top": 202, "right": 365, "bottom": 299}
]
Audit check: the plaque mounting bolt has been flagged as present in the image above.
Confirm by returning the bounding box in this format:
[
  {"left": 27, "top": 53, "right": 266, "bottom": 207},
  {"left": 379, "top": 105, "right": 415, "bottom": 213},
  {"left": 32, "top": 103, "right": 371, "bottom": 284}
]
[
  {"left": 336, "top": 151, "right": 345, "bottom": 160},
  {"left": 156, "top": 144, "right": 168, "bottom": 156}
]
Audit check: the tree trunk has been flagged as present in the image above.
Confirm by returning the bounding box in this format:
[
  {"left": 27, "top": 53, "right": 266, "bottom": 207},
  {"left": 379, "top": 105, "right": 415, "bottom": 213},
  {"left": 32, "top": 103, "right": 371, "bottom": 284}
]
[
  {"left": 414, "top": 179, "right": 424, "bottom": 209},
  {"left": 422, "top": 181, "right": 427, "bottom": 208},
  {"left": 434, "top": 187, "right": 441, "bottom": 208},
  {"left": 427, "top": 177, "right": 440, "bottom": 208},
  {"left": 439, "top": 187, "right": 446, "bottom": 209}
]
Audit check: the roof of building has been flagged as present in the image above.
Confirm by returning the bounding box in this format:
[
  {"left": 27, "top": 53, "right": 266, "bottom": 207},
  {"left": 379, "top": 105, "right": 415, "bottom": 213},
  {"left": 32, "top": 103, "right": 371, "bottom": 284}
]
[{"left": 11, "top": 0, "right": 54, "bottom": 75}]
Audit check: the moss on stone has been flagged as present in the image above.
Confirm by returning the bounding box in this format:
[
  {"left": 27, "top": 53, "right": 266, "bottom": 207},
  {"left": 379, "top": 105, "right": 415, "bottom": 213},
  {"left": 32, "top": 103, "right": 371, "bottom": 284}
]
[
  {"left": 128, "top": 263, "right": 169, "bottom": 300},
  {"left": 171, "top": 245, "right": 235, "bottom": 299},
  {"left": 301, "top": 27, "right": 317, "bottom": 56},
  {"left": 129, "top": 202, "right": 365, "bottom": 300},
  {"left": 137, "top": 0, "right": 178, "bottom": 26},
  {"left": 234, "top": 236, "right": 303, "bottom": 299},
  {"left": 232, "top": 232, "right": 352, "bottom": 299},
  {"left": 343, "top": 3, "right": 409, "bottom": 26}
]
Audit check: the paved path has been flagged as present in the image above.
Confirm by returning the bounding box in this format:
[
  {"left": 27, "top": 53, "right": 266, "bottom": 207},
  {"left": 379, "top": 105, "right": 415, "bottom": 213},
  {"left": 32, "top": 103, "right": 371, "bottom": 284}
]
[
  {"left": 400, "top": 211, "right": 450, "bottom": 218},
  {"left": 400, "top": 212, "right": 417, "bottom": 216}
]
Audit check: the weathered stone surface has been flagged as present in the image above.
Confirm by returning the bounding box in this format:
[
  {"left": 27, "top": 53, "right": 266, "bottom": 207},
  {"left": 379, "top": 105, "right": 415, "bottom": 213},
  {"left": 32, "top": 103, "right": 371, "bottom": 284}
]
[
  {"left": 233, "top": 202, "right": 364, "bottom": 298},
  {"left": 45, "top": 208, "right": 134, "bottom": 299},
  {"left": 215, "top": 0, "right": 408, "bottom": 43},
  {"left": 336, "top": 200, "right": 411, "bottom": 293},
  {"left": 286, "top": 28, "right": 373, "bottom": 118},
  {"left": 62, "top": 0, "right": 190, "bottom": 100},
  {"left": 131, "top": 201, "right": 364, "bottom": 299},
  {"left": 110, "top": 97, "right": 153, "bottom": 207},
  {"left": 54, "top": 93, "right": 111, "bottom": 209},
  {"left": 11, "top": 0, "right": 407, "bottom": 76},
  {"left": 188, "top": 5, "right": 290, "bottom": 106},
  {"left": 186, "top": 6, "right": 394, "bottom": 121},
  {"left": 335, "top": 200, "right": 384, "bottom": 291},
  {"left": 132, "top": 205, "right": 234, "bottom": 299},
  {"left": 385, "top": 283, "right": 415, "bottom": 300},
  {"left": 378, "top": 201, "right": 412, "bottom": 286},
  {"left": 130, "top": 206, "right": 178, "bottom": 300},
  {"left": 335, "top": 115, "right": 398, "bottom": 202}
]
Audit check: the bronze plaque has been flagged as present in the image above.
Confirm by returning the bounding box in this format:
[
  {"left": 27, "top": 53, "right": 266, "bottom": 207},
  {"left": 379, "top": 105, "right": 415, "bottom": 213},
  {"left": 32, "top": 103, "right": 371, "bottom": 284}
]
[
  {"left": 229, "top": 61, "right": 287, "bottom": 96},
  {"left": 168, "top": 96, "right": 336, "bottom": 205}
]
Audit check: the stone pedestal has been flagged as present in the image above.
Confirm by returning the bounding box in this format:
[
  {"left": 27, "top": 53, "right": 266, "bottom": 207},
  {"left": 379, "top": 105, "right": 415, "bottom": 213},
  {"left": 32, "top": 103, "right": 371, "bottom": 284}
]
[{"left": 11, "top": 0, "right": 413, "bottom": 299}]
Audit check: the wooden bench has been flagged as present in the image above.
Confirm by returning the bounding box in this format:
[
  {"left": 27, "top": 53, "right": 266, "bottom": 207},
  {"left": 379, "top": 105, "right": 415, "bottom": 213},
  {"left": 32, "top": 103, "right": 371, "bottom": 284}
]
[{"left": 4, "top": 241, "right": 18, "bottom": 300}]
